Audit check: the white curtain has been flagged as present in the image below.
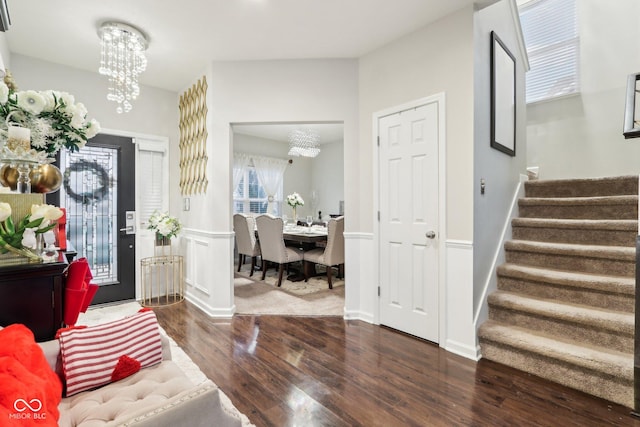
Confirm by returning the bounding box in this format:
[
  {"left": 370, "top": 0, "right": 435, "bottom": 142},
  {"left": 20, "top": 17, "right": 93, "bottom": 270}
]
[
  {"left": 252, "top": 155, "right": 288, "bottom": 214},
  {"left": 232, "top": 152, "right": 250, "bottom": 195}
]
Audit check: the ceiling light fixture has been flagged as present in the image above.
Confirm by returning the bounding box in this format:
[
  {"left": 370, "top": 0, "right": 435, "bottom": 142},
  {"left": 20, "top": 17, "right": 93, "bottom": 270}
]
[
  {"left": 98, "top": 22, "right": 148, "bottom": 114},
  {"left": 288, "top": 129, "right": 320, "bottom": 158}
]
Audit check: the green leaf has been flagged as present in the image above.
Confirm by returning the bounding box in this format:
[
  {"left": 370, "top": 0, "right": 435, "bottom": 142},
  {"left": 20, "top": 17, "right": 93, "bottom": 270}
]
[{"left": 5, "top": 216, "right": 14, "bottom": 234}]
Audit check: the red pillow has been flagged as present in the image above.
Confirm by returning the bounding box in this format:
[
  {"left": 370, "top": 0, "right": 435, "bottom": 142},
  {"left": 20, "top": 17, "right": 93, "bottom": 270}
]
[
  {"left": 0, "top": 324, "right": 62, "bottom": 426},
  {"left": 57, "top": 309, "right": 163, "bottom": 396}
]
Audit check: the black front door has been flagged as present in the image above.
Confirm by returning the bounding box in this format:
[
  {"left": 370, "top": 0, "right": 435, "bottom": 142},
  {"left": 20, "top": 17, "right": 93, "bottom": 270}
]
[{"left": 59, "top": 134, "right": 136, "bottom": 304}]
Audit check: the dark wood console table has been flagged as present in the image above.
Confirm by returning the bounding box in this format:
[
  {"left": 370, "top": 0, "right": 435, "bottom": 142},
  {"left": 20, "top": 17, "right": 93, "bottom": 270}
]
[{"left": 0, "top": 259, "right": 67, "bottom": 342}]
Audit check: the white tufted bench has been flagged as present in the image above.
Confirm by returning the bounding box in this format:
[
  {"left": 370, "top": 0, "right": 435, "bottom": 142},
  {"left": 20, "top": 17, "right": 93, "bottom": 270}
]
[{"left": 39, "top": 335, "right": 247, "bottom": 427}]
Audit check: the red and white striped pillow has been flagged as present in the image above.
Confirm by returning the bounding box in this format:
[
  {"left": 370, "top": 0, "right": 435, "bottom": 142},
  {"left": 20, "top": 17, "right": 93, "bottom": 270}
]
[{"left": 57, "top": 309, "right": 163, "bottom": 396}]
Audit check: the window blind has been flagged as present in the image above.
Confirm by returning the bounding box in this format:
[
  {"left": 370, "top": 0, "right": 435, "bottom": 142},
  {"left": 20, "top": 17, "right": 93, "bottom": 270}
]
[
  {"left": 139, "top": 149, "right": 164, "bottom": 225},
  {"left": 519, "top": 0, "right": 579, "bottom": 103}
]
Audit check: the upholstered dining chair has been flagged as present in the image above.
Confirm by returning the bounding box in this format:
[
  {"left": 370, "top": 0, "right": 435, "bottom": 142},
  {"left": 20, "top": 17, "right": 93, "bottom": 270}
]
[
  {"left": 303, "top": 216, "right": 344, "bottom": 289},
  {"left": 255, "top": 214, "right": 304, "bottom": 287},
  {"left": 233, "top": 213, "right": 261, "bottom": 277}
]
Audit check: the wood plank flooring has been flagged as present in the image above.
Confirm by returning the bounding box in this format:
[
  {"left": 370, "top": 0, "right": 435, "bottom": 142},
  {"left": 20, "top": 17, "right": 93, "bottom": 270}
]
[{"left": 154, "top": 300, "right": 640, "bottom": 426}]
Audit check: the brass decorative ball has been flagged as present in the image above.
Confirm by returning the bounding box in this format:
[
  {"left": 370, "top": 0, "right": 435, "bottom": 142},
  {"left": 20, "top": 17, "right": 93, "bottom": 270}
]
[{"left": 0, "top": 164, "right": 63, "bottom": 193}]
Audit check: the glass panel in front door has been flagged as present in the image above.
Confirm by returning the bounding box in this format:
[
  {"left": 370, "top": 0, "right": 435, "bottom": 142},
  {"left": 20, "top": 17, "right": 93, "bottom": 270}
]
[{"left": 60, "top": 145, "right": 118, "bottom": 284}]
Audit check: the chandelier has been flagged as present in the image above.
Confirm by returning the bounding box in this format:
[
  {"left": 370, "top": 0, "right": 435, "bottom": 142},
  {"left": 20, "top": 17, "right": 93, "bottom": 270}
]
[
  {"left": 98, "top": 22, "right": 148, "bottom": 114},
  {"left": 288, "top": 129, "right": 321, "bottom": 158}
]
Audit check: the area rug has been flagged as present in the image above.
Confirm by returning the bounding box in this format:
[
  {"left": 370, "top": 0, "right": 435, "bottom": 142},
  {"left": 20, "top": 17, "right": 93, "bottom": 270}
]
[
  {"left": 236, "top": 263, "right": 344, "bottom": 295},
  {"left": 77, "top": 301, "right": 254, "bottom": 426},
  {"left": 234, "top": 264, "right": 345, "bottom": 316}
]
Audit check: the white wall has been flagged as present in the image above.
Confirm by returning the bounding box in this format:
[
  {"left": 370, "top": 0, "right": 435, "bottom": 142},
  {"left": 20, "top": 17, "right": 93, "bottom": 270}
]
[
  {"left": 472, "top": 0, "right": 528, "bottom": 336},
  {"left": 359, "top": 5, "right": 477, "bottom": 356},
  {"left": 10, "top": 54, "right": 178, "bottom": 146},
  {"left": 178, "top": 59, "right": 358, "bottom": 317},
  {"left": 526, "top": 0, "right": 640, "bottom": 179},
  {"left": 310, "top": 140, "right": 344, "bottom": 219}
]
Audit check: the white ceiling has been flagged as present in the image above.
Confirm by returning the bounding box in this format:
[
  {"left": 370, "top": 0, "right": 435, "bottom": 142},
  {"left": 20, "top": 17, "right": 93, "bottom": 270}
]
[{"left": 5, "top": 0, "right": 476, "bottom": 92}]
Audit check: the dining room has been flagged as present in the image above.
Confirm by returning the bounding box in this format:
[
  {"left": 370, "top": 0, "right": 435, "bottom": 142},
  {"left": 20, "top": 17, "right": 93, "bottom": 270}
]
[{"left": 231, "top": 122, "right": 345, "bottom": 316}]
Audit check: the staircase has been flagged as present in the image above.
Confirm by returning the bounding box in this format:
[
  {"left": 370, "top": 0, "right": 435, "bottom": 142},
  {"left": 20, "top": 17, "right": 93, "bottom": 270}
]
[{"left": 478, "top": 175, "right": 638, "bottom": 408}]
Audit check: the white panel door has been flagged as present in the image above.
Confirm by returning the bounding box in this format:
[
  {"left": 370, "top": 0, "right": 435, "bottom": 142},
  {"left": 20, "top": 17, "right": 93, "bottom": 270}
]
[{"left": 378, "top": 102, "right": 439, "bottom": 343}]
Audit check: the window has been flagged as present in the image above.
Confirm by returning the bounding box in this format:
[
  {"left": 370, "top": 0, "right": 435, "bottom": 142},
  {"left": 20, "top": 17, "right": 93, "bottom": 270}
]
[
  {"left": 233, "top": 167, "right": 282, "bottom": 215},
  {"left": 519, "top": 0, "right": 579, "bottom": 103}
]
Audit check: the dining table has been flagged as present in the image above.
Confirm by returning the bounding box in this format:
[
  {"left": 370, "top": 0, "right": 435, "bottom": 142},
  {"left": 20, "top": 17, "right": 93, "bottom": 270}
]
[{"left": 277, "top": 225, "right": 328, "bottom": 281}]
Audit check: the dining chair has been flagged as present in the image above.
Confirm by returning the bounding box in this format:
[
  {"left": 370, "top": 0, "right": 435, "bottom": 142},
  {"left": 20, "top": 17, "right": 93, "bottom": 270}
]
[
  {"left": 233, "top": 213, "right": 261, "bottom": 277},
  {"left": 255, "top": 214, "right": 304, "bottom": 287},
  {"left": 303, "top": 216, "right": 344, "bottom": 289}
]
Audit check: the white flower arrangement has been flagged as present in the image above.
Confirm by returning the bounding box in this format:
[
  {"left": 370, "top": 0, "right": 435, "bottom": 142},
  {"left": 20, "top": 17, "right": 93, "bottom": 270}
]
[
  {"left": 0, "top": 73, "right": 100, "bottom": 157},
  {"left": 147, "top": 211, "right": 182, "bottom": 239},
  {"left": 286, "top": 192, "right": 304, "bottom": 208},
  {"left": 0, "top": 202, "right": 63, "bottom": 260}
]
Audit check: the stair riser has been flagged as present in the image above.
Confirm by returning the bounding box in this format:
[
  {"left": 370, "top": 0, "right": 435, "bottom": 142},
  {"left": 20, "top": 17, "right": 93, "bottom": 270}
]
[
  {"left": 488, "top": 305, "right": 633, "bottom": 353},
  {"left": 512, "top": 226, "right": 636, "bottom": 247},
  {"left": 497, "top": 276, "right": 634, "bottom": 313},
  {"left": 525, "top": 177, "right": 638, "bottom": 198},
  {"left": 519, "top": 204, "right": 637, "bottom": 220},
  {"left": 505, "top": 250, "right": 635, "bottom": 277},
  {"left": 479, "top": 340, "right": 633, "bottom": 408}
]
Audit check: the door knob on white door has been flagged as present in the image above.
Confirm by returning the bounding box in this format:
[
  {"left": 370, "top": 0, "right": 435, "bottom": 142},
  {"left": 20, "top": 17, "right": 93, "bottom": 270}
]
[{"left": 425, "top": 231, "right": 436, "bottom": 239}]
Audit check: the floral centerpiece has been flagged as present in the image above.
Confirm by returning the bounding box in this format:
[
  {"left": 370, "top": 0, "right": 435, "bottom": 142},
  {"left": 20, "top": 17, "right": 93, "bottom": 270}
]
[
  {"left": 0, "top": 71, "right": 101, "bottom": 158},
  {"left": 286, "top": 192, "right": 304, "bottom": 223},
  {"left": 0, "top": 202, "right": 63, "bottom": 261},
  {"left": 147, "top": 211, "right": 182, "bottom": 246}
]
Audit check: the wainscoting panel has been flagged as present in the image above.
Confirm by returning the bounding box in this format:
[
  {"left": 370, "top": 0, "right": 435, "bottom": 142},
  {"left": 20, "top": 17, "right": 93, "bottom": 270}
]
[
  {"left": 344, "top": 232, "right": 374, "bottom": 323},
  {"left": 180, "top": 228, "right": 235, "bottom": 317},
  {"left": 444, "top": 240, "right": 478, "bottom": 360}
]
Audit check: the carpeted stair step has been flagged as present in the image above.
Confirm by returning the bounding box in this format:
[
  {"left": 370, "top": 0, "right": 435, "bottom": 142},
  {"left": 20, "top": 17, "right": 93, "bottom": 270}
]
[
  {"left": 518, "top": 195, "right": 638, "bottom": 220},
  {"left": 524, "top": 175, "right": 638, "bottom": 198},
  {"left": 497, "top": 263, "right": 635, "bottom": 313},
  {"left": 511, "top": 218, "right": 637, "bottom": 247},
  {"left": 478, "top": 320, "right": 633, "bottom": 408},
  {"left": 487, "top": 291, "right": 634, "bottom": 353},
  {"left": 504, "top": 240, "right": 635, "bottom": 277}
]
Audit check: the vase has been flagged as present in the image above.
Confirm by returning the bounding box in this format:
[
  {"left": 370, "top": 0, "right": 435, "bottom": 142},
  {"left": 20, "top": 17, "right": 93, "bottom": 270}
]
[
  {"left": 292, "top": 206, "right": 297, "bottom": 225},
  {"left": 155, "top": 233, "right": 171, "bottom": 246}
]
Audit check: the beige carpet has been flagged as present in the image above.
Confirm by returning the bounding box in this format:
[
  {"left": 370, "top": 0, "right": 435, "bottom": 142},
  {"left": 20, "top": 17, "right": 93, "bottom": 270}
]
[
  {"left": 478, "top": 175, "right": 638, "bottom": 408},
  {"left": 234, "top": 263, "right": 345, "bottom": 316}
]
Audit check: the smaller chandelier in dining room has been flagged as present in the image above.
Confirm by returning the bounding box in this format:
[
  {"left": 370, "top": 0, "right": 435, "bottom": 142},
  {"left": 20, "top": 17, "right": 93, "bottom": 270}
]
[
  {"left": 98, "top": 22, "right": 148, "bottom": 114},
  {"left": 288, "top": 129, "right": 321, "bottom": 158}
]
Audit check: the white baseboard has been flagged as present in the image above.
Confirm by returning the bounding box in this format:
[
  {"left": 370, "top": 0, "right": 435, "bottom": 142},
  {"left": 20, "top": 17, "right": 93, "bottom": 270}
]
[
  {"left": 186, "top": 293, "right": 236, "bottom": 318},
  {"left": 445, "top": 339, "right": 481, "bottom": 361}
]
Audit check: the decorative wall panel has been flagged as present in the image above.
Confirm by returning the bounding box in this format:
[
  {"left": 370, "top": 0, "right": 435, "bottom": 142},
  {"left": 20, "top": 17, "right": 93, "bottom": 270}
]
[{"left": 179, "top": 76, "right": 208, "bottom": 195}]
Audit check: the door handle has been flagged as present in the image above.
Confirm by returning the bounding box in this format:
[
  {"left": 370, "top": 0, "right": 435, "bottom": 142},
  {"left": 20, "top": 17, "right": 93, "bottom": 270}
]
[
  {"left": 426, "top": 231, "right": 436, "bottom": 239},
  {"left": 120, "top": 226, "right": 134, "bottom": 234}
]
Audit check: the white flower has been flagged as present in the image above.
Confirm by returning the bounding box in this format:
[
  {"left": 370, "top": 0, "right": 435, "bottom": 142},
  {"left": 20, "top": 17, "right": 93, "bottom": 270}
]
[
  {"left": 16, "top": 90, "right": 46, "bottom": 115},
  {"left": 147, "top": 210, "right": 181, "bottom": 238},
  {"left": 21, "top": 228, "right": 37, "bottom": 250},
  {"left": 40, "top": 90, "right": 57, "bottom": 112},
  {"left": 0, "top": 202, "right": 11, "bottom": 222},
  {"left": 0, "top": 82, "right": 9, "bottom": 104},
  {"left": 57, "top": 91, "right": 75, "bottom": 109},
  {"left": 286, "top": 192, "right": 304, "bottom": 208},
  {"left": 30, "top": 204, "right": 63, "bottom": 223},
  {"left": 70, "top": 102, "right": 87, "bottom": 128},
  {"left": 85, "top": 118, "right": 101, "bottom": 139}
]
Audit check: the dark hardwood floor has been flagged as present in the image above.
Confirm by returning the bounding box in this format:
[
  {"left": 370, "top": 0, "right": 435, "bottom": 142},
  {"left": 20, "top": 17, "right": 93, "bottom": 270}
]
[{"left": 154, "top": 300, "right": 640, "bottom": 426}]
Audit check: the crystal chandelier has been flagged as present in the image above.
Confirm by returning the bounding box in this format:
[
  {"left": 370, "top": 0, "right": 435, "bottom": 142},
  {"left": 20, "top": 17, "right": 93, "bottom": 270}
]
[
  {"left": 288, "top": 129, "right": 321, "bottom": 158},
  {"left": 98, "top": 22, "right": 148, "bottom": 114}
]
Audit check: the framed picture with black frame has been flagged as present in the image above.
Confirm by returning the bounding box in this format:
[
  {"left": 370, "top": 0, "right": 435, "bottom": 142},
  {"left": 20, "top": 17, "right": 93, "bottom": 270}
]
[{"left": 490, "top": 31, "right": 516, "bottom": 156}]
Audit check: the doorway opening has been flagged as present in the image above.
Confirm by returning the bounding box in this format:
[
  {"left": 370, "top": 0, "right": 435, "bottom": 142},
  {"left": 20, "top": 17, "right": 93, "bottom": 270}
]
[{"left": 230, "top": 122, "right": 346, "bottom": 316}]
